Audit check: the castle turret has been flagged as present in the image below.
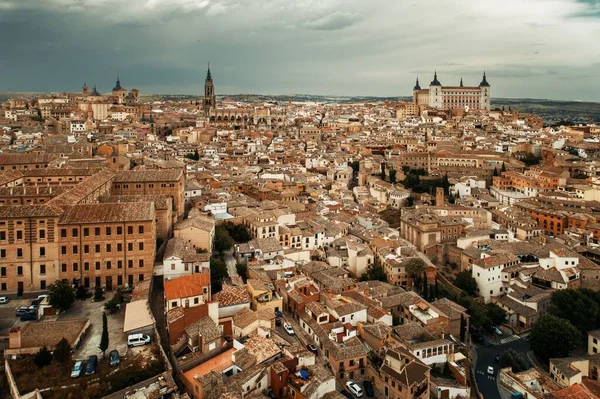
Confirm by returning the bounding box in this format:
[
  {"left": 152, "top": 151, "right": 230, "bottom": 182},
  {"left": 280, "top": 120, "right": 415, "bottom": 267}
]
[
  {"left": 479, "top": 71, "right": 491, "bottom": 111},
  {"left": 428, "top": 71, "right": 443, "bottom": 108}
]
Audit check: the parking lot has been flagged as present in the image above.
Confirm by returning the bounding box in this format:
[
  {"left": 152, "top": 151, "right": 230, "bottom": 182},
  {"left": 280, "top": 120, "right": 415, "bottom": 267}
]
[
  {"left": 0, "top": 297, "right": 43, "bottom": 336},
  {"left": 58, "top": 294, "right": 128, "bottom": 360}
]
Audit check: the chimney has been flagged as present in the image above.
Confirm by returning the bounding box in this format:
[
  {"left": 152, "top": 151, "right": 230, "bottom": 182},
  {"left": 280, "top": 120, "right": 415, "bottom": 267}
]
[
  {"left": 9, "top": 326, "right": 21, "bottom": 349},
  {"left": 436, "top": 187, "right": 445, "bottom": 207}
]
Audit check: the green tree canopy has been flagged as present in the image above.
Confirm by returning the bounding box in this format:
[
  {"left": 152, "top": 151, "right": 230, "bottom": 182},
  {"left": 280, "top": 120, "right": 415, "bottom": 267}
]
[
  {"left": 210, "top": 257, "right": 229, "bottom": 293},
  {"left": 99, "top": 312, "right": 109, "bottom": 358},
  {"left": 54, "top": 337, "right": 72, "bottom": 365},
  {"left": 350, "top": 161, "right": 360, "bottom": 173},
  {"left": 35, "top": 346, "right": 52, "bottom": 369},
  {"left": 500, "top": 349, "right": 531, "bottom": 372},
  {"left": 485, "top": 303, "right": 507, "bottom": 327},
  {"left": 530, "top": 314, "right": 580, "bottom": 363},
  {"left": 222, "top": 222, "right": 252, "bottom": 244},
  {"left": 404, "top": 258, "right": 427, "bottom": 280},
  {"left": 548, "top": 289, "right": 600, "bottom": 344},
  {"left": 214, "top": 225, "right": 234, "bottom": 253},
  {"left": 454, "top": 271, "right": 478, "bottom": 296},
  {"left": 359, "top": 266, "right": 388, "bottom": 282},
  {"left": 48, "top": 280, "right": 76, "bottom": 312}
]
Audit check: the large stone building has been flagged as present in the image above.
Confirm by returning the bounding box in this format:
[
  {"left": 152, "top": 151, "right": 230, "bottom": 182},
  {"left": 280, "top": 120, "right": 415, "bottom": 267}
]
[{"left": 413, "top": 72, "right": 491, "bottom": 111}]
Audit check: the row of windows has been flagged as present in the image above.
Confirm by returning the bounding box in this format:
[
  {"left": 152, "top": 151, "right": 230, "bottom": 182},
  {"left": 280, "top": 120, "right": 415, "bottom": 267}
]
[
  {"left": 60, "top": 225, "right": 144, "bottom": 238},
  {"left": 0, "top": 259, "right": 146, "bottom": 277},
  {"left": 60, "top": 242, "right": 145, "bottom": 255},
  {"left": 0, "top": 275, "right": 146, "bottom": 292},
  {"left": 114, "top": 183, "right": 175, "bottom": 189}
]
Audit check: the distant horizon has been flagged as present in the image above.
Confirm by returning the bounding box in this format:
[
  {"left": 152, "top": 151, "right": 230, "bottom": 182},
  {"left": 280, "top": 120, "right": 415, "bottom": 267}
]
[{"left": 1, "top": 90, "right": 599, "bottom": 105}]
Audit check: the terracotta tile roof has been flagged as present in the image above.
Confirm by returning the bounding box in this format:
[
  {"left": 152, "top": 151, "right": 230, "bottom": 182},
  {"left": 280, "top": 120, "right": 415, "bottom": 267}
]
[
  {"left": 163, "top": 238, "right": 211, "bottom": 263},
  {"left": 113, "top": 169, "right": 183, "bottom": 182},
  {"left": 213, "top": 284, "right": 252, "bottom": 307},
  {"left": 185, "top": 316, "right": 221, "bottom": 343},
  {"left": 58, "top": 202, "right": 154, "bottom": 224},
  {"left": 11, "top": 318, "right": 89, "bottom": 350},
  {"left": 0, "top": 204, "right": 64, "bottom": 218},
  {"left": 164, "top": 274, "right": 210, "bottom": 301}
]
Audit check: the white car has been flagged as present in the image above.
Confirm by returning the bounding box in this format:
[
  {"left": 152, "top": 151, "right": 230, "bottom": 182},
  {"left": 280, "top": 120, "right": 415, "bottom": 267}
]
[
  {"left": 487, "top": 366, "right": 494, "bottom": 375},
  {"left": 127, "top": 333, "right": 151, "bottom": 347},
  {"left": 71, "top": 360, "right": 84, "bottom": 378},
  {"left": 0, "top": 296, "right": 9, "bottom": 304},
  {"left": 346, "top": 381, "right": 363, "bottom": 397},
  {"left": 283, "top": 322, "right": 295, "bottom": 336}
]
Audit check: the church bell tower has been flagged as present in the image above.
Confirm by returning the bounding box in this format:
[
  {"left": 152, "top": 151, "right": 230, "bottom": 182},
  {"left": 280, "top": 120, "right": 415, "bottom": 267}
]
[{"left": 203, "top": 64, "right": 216, "bottom": 115}]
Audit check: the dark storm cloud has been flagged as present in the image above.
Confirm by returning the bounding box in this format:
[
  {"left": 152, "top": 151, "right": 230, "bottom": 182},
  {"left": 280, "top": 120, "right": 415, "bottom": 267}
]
[{"left": 0, "top": 0, "right": 598, "bottom": 101}]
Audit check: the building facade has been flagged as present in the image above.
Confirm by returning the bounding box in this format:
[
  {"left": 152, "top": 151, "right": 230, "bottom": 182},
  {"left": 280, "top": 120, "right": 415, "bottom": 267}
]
[{"left": 413, "top": 72, "right": 491, "bottom": 111}]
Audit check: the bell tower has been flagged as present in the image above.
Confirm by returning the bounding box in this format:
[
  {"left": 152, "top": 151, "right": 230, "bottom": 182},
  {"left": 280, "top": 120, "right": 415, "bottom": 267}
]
[{"left": 203, "top": 63, "right": 216, "bottom": 114}]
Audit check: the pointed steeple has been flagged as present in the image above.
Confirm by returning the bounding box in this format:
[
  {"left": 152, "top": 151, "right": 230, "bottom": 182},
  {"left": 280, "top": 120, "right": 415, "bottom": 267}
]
[
  {"left": 479, "top": 71, "right": 490, "bottom": 87},
  {"left": 460, "top": 77, "right": 463, "bottom": 87},
  {"left": 113, "top": 76, "right": 123, "bottom": 91},
  {"left": 413, "top": 77, "right": 421, "bottom": 91},
  {"left": 430, "top": 70, "right": 441, "bottom": 86},
  {"left": 206, "top": 63, "right": 212, "bottom": 81},
  {"left": 90, "top": 85, "right": 100, "bottom": 97}
]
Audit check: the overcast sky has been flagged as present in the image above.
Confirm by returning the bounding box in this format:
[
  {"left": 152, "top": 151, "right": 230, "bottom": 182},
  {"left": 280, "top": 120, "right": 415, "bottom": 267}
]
[{"left": 0, "top": 0, "right": 599, "bottom": 101}]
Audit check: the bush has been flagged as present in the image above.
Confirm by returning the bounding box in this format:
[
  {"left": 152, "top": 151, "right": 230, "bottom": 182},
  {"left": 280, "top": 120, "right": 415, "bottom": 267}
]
[
  {"left": 53, "top": 338, "right": 71, "bottom": 365},
  {"left": 104, "top": 289, "right": 125, "bottom": 314},
  {"left": 93, "top": 285, "right": 104, "bottom": 302},
  {"left": 35, "top": 346, "right": 52, "bottom": 369},
  {"left": 454, "top": 271, "right": 477, "bottom": 296},
  {"left": 500, "top": 349, "right": 531, "bottom": 372},
  {"left": 75, "top": 285, "right": 89, "bottom": 301},
  {"left": 48, "top": 280, "right": 76, "bottom": 312}
]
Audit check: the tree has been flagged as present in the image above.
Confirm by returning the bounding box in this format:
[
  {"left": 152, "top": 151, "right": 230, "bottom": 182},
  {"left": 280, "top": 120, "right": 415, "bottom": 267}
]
[
  {"left": 389, "top": 168, "right": 397, "bottom": 184},
  {"left": 350, "top": 161, "right": 360, "bottom": 174},
  {"left": 214, "top": 225, "right": 234, "bottom": 254},
  {"left": 380, "top": 163, "right": 386, "bottom": 181},
  {"left": 35, "top": 346, "right": 52, "bottom": 368},
  {"left": 501, "top": 162, "right": 506, "bottom": 173},
  {"left": 493, "top": 167, "right": 499, "bottom": 177},
  {"left": 500, "top": 349, "right": 531, "bottom": 372},
  {"left": 548, "top": 289, "right": 600, "bottom": 343},
  {"left": 48, "top": 280, "right": 76, "bottom": 312},
  {"left": 236, "top": 262, "right": 248, "bottom": 283},
  {"left": 422, "top": 272, "right": 429, "bottom": 299},
  {"left": 530, "top": 314, "right": 580, "bottom": 363},
  {"left": 54, "top": 337, "right": 71, "bottom": 365},
  {"left": 405, "top": 258, "right": 427, "bottom": 286},
  {"left": 210, "top": 257, "right": 229, "bottom": 293},
  {"left": 454, "top": 271, "right": 478, "bottom": 296},
  {"left": 223, "top": 222, "right": 252, "bottom": 244},
  {"left": 99, "top": 312, "right": 109, "bottom": 358},
  {"left": 359, "top": 266, "right": 388, "bottom": 282},
  {"left": 485, "top": 303, "right": 507, "bottom": 327},
  {"left": 93, "top": 284, "right": 104, "bottom": 302}
]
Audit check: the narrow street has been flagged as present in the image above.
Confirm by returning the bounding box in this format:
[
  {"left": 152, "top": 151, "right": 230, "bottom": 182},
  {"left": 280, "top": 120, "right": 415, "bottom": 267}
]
[
  {"left": 150, "top": 276, "right": 168, "bottom": 353},
  {"left": 224, "top": 249, "right": 239, "bottom": 280}
]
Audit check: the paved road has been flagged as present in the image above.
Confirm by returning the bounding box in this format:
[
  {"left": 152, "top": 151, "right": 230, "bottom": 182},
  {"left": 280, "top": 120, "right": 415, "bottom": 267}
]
[
  {"left": 224, "top": 250, "right": 238, "bottom": 279},
  {"left": 474, "top": 338, "right": 530, "bottom": 399}
]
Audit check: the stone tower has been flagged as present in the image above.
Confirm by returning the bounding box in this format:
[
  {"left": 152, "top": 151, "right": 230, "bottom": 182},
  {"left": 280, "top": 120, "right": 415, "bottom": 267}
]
[
  {"left": 203, "top": 64, "right": 216, "bottom": 114},
  {"left": 479, "top": 71, "right": 491, "bottom": 111},
  {"left": 428, "top": 71, "right": 442, "bottom": 108},
  {"left": 436, "top": 187, "right": 445, "bottom": 207}
]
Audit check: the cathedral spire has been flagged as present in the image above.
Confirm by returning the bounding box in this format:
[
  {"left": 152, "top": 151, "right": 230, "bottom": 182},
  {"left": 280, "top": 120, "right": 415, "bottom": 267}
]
[
  {"left": 460, "top": 77, "right": 463, "bottom": 87},
  {"left": 206, "top": 63, "right": 212, "bottom": 81},
  {"left": 430, "top": 70, "right": 441, "bottom": 86},
  {"left": 413, "top": 77, "right": 421, "bottom": 91},
  {"left": 479, "top": 71, "right": 490, "bottom": 87}
]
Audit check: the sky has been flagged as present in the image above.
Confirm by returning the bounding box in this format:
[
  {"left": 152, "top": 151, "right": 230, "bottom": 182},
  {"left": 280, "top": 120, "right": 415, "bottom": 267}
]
[{"left": 0, "top": 0, "right": 599, "bottom": 101}]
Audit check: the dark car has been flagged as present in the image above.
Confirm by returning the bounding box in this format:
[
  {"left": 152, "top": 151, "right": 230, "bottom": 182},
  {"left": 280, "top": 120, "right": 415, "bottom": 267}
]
[
  {"left": 339, "top": 390, "right": 353, "bottom": 399},
  {"left": 15, "top": 307, "right": 30, "bottom": 317},
  {"left": 20, "top": 312, "right": 36, "bottom": 321},
  {"left": 275, "top": 310, "right": 283, "bottom": 318},
  {"left": 307, "top": 344, "right": 318, "bottom": 354},
  {"left": 109, "top": 350, "right": 120, "bottom": 367},
  {"left": 363, "top": 381, "right": 375, "bottom": 397},
  {"left": 85, "top": 355, "right": 98, "bottom": 375},
  {"left": 30, "top": 298, "right": 42, "bottom": 307}
]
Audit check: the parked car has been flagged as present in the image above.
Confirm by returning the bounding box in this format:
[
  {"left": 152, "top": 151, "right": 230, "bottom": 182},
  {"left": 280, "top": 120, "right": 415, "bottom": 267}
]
[
  {"left": 0, "top": 296, "right": 9, "bottom": 304},
  {"left": 30, "top": 298, "right": 42, "bottom": 307},
  {"left": 85, "top": 355, "right": 98, "bottom": 375},
  {"left": 20, "top": 312, "right": 36, "bottom": 321},
  {"left": 15, "top": 307, "right": 30, "bottom": 317},
  {"left": 275, "top": 310, "right": 283, "bottom": 318},
  {"left": 339, "top": 390, "right": 353, "bottom": 399},
  {"left": 487, "top": 366, "right": 494, "bottom": 375},
  {"left": 307, "top": 344, "right": 318, "bottom": 354},
  {"left": 346, "top": 381, "right": 363, "bottom": 397},
  {"left": 127, "top": 333, "right": 151, "bottom": 347},
  {"left": 283, "top": 322, "right": 294, "bottom": 336},
  {"left": 493, "top": 326, "right": 503, "bottom": 336},
  {"left": 37, "top": 294, "right": 48, "bottom": 301},
  {"left": 71, "top": 360, "right": 84, "bottom": 378},
  {"left": 363, "top": 381, "right": 374, "bottom": 397},
  {"left": 275, "top": 317, "right": 281, "bottom": 326},
  {"left": 109, "top": 350, "right": 120, "bottom": 367}
]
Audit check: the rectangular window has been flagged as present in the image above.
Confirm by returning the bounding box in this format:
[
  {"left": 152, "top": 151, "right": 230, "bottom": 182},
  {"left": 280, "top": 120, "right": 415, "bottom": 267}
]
[
  {"left": 106, "top": 261, "right": 111, "bottom": 270},
  {"left": 39, "top": 229, "right": 46, "bottom": 239},
  {"left": 117, "top": 226, "right": 122, "bottom": 235},
  {"left": 84, "top": 245, "right": 89, "bottom": 254},
  {"left": 17, "top": 266, "right": 23, "bottom": 276},
  {"left": 117, "top": 260, "right": 123, "bottom": 269},
  {"left": 0, "top": 249, "right": 4, "bottom": 258},
  {"left": 0, "top": 267, "right": 5, "bottom": 277},
  {"left": 83, "top": 228, "right": 89, "bottom": 237},
  {"left": 61, "top": 246, "right": 67, "bottom": 255},
  {"left": 1, "top": 283, "right": 6, "bottom": 291},
  {"left": 128, "top": 260, "right": 133, "bottom": 268},
  {"left": 106, "top": 244, "right": 111, "bottom": 253},
  {"left": 139, "top": 259, "right": 144, "bottom": 268},
  {"left": 16, "top": 230, "right": 23, "bottom": 240},
  {"left": 94, "top": 227, "right": 100, "bottom": 236},
  {"left": 73, "top": 263, "right": 78, "bottom": 272},
  {"left": 0, "top": 231, "right": 5, "bottom": 241},
  {"left": 138, "top": 242, "right": 144, "bottom": 251},
  {"left": 72, "top": 228, "right": 78, "bottom": 237},
  {"left": 61, "top": 263, "right": 67, "bottom": 272},
  {"left": 127, "top": 226, "right": 133, "bottom": 235},
  {"left": 84, "top": 262, "right": 89, "bottom": 271},
  {"left": 106, "top": 227, "right": 111, "bottom": 236},
  {"left": 128, "top": 243, "right": 133, "bottom": 251},
  {"left": 95, "top": 244, "right": 100, "bottom": 253},
  {"left": 139, "top": 274, "right": 144, "bottom": 281},
  {"left": 40, "top": 264, "right": 46, "bottom": 274},
  {"left": 138, "top": 226, "right": 144, "bottom": 234},
  {"left": 72, "top": 245, "right": 78, "bottom": 254},
  {"left": 61, "top": 229, "right": 67, "bottom": 238},
  {"left": 95, "top": 262, "right": 100, "bottom": 270}
]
